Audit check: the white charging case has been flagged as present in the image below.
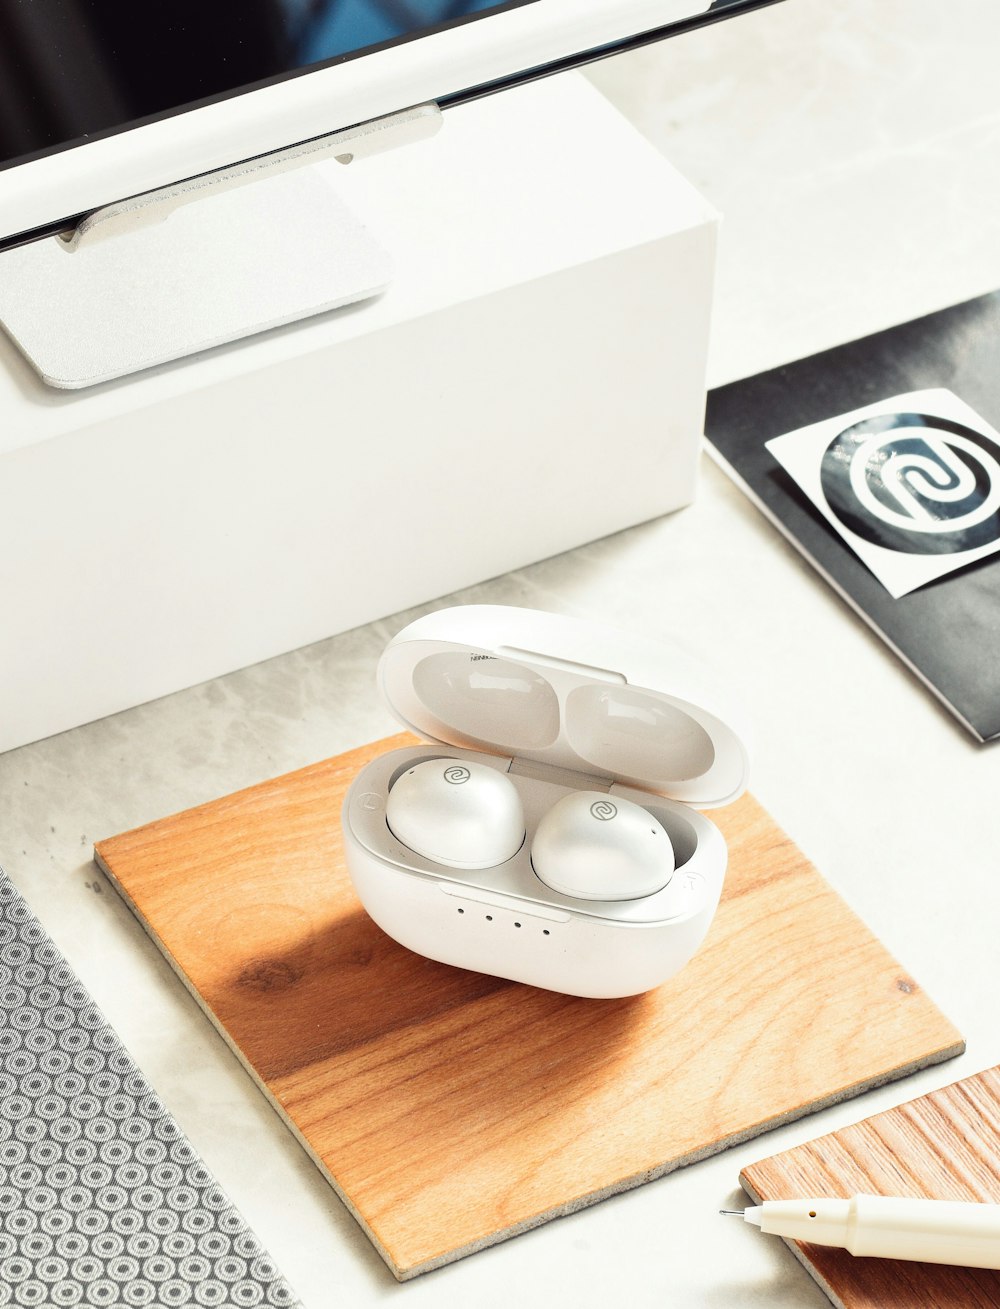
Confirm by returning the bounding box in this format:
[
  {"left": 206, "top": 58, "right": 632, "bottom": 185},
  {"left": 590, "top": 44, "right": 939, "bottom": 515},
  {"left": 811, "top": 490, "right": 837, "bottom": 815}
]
[{"left": 342, "top": 605, "right": 750, "bottom": 999}]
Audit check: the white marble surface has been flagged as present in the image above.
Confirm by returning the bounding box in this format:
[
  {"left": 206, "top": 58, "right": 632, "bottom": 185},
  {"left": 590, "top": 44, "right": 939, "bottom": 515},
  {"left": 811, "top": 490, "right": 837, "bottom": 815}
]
[{"left": 5, "top": 1, "right": 1000, "bottom": 1305}]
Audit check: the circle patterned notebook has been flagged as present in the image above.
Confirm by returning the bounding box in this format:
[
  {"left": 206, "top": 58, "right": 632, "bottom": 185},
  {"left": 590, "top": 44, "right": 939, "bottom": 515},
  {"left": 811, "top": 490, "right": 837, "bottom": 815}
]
[{"left": 0, "top": 871, "right": 300, "bottom": 1308}]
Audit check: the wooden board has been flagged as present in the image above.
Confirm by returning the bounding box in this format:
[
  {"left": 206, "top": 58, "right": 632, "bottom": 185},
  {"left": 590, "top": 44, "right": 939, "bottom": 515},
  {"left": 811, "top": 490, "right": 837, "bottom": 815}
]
[
  {"left": 94, "top": 733, "right": 964, "bottom": 1280},
  {"left": 741, "top": 1065, "right": 1000, "bottom": 1308}
]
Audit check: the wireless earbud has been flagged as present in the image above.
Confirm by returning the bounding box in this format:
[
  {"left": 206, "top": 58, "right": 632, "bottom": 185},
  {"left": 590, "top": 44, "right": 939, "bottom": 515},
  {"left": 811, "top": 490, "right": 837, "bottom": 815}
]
[
  {"left": 386, "top": 758, "right": 525, "bottom": 870},
  {"left": 531, "top": 792, "right": 675, "bottom": 901}
]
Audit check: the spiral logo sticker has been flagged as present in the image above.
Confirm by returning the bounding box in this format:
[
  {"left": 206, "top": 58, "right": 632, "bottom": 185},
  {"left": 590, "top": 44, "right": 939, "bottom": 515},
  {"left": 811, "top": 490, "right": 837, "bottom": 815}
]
[
  {"left": 443, "top": 765, "right": 471, "bottom": 785},
  {"left": 820, "top": 413, "right": 1000, "bottom": 553},
  {"left": 766, "top": 390, "right": 1000, "bottom": 597},
  {"left": 590, "top": 800, "right": 617, "bottom": 821}
]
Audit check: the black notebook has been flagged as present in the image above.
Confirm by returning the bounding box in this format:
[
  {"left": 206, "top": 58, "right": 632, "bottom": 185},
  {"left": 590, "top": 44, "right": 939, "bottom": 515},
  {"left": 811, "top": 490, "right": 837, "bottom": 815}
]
[{"left": 705, "top": 291, "right": 1000, "bottom": 743}]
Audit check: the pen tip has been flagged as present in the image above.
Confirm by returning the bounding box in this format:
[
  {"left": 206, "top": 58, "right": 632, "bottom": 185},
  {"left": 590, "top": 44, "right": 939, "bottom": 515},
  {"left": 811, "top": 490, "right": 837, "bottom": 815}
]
[{"left": 719, "top": 1209, "right": 745, "bottom": 1217}]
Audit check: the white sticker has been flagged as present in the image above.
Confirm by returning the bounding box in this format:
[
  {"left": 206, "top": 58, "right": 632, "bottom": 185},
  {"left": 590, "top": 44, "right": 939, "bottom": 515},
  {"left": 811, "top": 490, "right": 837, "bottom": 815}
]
[{"left": 766, "top": 388, "right": 1000, "bottom": 598}]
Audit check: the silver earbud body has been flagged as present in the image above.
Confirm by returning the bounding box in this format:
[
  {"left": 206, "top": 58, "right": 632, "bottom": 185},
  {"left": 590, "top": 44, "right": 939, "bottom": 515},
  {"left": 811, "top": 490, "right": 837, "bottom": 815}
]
[
  {"left": 386, "top": 758, "right": 525, "bottom": 870},
  {"left": 531, "top": 791, "right": 675, "bottom": 900}
]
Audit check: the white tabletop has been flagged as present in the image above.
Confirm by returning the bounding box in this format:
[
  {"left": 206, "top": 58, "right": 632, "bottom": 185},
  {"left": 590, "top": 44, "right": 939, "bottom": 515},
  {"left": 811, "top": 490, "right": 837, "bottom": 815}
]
[{"left": 5, "top": 1, "right": 1000, "bottom": 1305}]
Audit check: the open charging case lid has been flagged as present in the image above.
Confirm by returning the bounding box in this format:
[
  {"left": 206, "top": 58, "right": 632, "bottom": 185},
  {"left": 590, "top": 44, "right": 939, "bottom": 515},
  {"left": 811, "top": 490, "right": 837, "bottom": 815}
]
[{"left": 378, "top": 606, "right": 750, "bottom": 809}]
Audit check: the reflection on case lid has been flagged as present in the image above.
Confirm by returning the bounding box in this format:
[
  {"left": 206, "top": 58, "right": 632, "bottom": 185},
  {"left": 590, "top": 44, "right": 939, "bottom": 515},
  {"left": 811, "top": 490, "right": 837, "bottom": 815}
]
[{"left": 378, "top": 605, "right": 750, "bottom": 808}]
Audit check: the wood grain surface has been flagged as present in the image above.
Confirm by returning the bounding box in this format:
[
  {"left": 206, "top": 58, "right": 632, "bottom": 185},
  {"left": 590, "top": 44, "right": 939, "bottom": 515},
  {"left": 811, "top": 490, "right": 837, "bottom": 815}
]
[
  {"left": 94, "top": 733, "right": 963, "bottom": 1280},
  {"left": 741, "top": 1065, "right": 1000, "bottom": 1308}
]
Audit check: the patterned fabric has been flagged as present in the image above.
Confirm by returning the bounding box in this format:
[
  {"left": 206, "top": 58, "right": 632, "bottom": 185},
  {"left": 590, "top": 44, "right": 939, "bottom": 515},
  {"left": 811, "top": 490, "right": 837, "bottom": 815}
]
[{"left": 0, "top": 871, "right": 301, "bottom": 1308}]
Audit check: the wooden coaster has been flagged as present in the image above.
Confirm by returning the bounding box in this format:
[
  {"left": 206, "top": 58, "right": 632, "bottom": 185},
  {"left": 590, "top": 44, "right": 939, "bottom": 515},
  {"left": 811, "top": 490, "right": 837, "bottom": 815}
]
[
  {"left": 741, "top": 1066, "right": 1000, "bottom": 1308},
  {"left": 94, "top": 733, "right": 963, "bottom": 1280}
]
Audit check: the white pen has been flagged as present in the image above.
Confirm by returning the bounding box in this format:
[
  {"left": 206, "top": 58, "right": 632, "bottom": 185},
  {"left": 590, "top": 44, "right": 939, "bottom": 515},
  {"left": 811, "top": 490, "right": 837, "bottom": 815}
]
[{"left": 722, "top": 1194, "right": 1000, "bottom": 1270}]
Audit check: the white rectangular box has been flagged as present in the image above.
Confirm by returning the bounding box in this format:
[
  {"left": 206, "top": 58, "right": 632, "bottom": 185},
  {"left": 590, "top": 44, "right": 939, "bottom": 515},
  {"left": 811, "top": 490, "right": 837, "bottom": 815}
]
[{"left": 0, "top": 75, "right": 717, "bottom": 754}]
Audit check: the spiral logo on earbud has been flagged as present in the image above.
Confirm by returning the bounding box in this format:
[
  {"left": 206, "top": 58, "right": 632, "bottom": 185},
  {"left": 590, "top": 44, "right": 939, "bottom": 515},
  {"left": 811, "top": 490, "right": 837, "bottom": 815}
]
[
  {"left": 590, "top": 800, "right": 617, "bottom": 821},
  {"left": 819, "top": 412, "right": 1000, "bottom": 555},
  {"left": 443, "top": 765, "right": 471, "bottom": 785}
]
